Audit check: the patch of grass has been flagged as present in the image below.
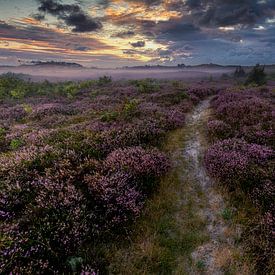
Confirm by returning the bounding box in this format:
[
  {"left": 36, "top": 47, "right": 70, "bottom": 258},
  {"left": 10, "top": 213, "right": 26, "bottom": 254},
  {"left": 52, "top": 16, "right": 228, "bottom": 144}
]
[
  {"left": 196, "top": 260, "right": 206, "bottom": 270},
  {"left": 100, "top": 111, "right": 119, "bottom": 122},
  {"left": 221, "top": 208, "right": 233, "bottom": 221},
  {"left": 10, "top": 138, "right": 24, "bottom": 150}
]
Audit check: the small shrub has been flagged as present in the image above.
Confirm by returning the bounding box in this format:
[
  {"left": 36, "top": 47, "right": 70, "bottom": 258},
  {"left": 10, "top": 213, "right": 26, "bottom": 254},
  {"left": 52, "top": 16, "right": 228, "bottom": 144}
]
[
  {"left": 100, "top": 111, "right": 119, "bottom": 122},
  {"left": 196, "top": 260, "right": 206, "bottom": 270},
  {"left": 0, "top": 127, "right": 7, "bottom": 151},
  {"left": 234, "top": 66, "right": 246, "bottom": 78},
  {"left": 98, "top": 75, "right": 112, "bottom": 86},
  {"left": 22, "top": 103, "right": 33, "bottom": 114},
  {"left": 121, "top": 99, "right": 140, "bottom": 120},
  {"left": 10, "top": 138, "right": 24, "bottom": 150},
  {"left": 245, "top": 64, "right": 266, "bottom": 86},
  {"left": 0, "top": 127, "right": 6, "bottom": 139},
  {"left": 131, "top": 79, "right": 160, "bottom": 93},
  {"left": 90, "top": 89, "right": 100, "bottom": 98},
  {"left": 64, "top": 83, "right": 80, "bottom": 99},
  {"left": 221, "top": 208, "right": 233, "bottom": 221},
  {"left": 79, "top": 79, "right": 97, "bottom": 90},
  {"left": 10, "top": 86, "right": 28, "bottom": 99}
]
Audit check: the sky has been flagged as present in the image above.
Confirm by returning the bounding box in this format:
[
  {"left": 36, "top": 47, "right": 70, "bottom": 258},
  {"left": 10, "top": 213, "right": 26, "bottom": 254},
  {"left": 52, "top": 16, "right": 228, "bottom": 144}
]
[{"left": 0, "top": 0, "right": 274, "bottom": 67}]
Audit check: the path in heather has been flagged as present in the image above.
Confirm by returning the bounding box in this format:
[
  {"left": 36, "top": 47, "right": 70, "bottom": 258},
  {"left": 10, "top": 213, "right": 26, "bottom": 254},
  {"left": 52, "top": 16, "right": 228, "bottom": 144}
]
[
  {"left": 107, "top": 99, "right": 250, "bottom": 274},
  {"left": 183, "top": 99, "right": 247, "bottom": 274}
]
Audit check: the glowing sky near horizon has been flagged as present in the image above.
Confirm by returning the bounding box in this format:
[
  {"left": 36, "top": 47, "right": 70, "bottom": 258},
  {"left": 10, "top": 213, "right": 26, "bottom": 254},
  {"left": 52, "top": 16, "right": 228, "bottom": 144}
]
[{"left": 0, "top": 0, "right": 274, "bottom": 67}]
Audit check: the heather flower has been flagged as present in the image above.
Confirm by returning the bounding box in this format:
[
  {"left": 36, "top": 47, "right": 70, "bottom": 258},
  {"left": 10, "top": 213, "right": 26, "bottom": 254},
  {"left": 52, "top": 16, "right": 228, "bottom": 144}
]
[
  {"left": 104, "top": 146, "right": 170, "bottom": 179},
  {"left": 85, "top": 171, "right": 143, "bottom": 227},
  {"left": 207, "top": 119, "right": 232, "bottom": 140},
  {"left": 204, "top": 138, "right": 274, "bottom": 189}
]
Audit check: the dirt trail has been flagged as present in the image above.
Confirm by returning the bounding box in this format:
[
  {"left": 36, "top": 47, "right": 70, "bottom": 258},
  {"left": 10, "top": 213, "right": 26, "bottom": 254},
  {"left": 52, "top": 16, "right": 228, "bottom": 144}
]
[
  {"left": 183, "top": 99, "right": 247, "bottom": 274},
  {"left": 107, "top": 99, "right": 250, "bottom": 274}
]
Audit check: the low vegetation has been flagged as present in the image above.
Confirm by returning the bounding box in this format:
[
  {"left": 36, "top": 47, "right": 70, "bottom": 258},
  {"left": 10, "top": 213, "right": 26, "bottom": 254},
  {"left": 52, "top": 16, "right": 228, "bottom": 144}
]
[
  {"left": 205, "top": 88, "right": 274, "bottom": 273},
  {"left": 0, "top": 74, "right": 217, "bottom": 273},
  {"left": 0, "top": 72, "right": 273, "bottom": 273}
]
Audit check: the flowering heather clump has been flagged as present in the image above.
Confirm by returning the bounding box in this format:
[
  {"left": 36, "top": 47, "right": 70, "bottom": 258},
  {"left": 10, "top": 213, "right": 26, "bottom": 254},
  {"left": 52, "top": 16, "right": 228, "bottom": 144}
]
[
  {"left": 240, "top": 124, "right": 274, "bottom": 146},
  {"left": 104, "top": 146, "right": 170, "bottom": 181},
  {"left": 215, "top": 96, "right": 272, "bottom": 127},
  {"left": 163, "top": 108, "right": 186, "bottom": 130},
  {"left": 30, "top": 102, "right": 77, "bottom": 119},
  {"left": 0, "top": 105, "right": 27, "bottom": 122},
  {"left": 210, "top": 90, "right": 274, "bottom": 146},
  {"left": 85, "top": 171, "right": 143, "bottom": 227},
  {"left": 205, "top": 138, "right": 273, "bottom": 189},
  {"left": 207, "top": 120, "right": 232, "bottom": 140}
]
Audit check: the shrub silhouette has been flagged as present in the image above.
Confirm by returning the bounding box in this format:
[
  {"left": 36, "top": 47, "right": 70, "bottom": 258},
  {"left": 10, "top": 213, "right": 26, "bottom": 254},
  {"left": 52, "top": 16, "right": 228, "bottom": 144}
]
[
  {"left": 234, "top": 66, "right": 245, "bottom": 78},
  {"left": 245, "top": 64, "right": 266, "bottom": 86}
]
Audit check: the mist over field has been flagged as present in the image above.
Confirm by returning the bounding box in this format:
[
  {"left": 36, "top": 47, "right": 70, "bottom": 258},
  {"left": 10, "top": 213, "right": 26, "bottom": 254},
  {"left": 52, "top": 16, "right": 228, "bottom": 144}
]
[{"left": 0, "top": 66, "right": 235, "bottom": 82}]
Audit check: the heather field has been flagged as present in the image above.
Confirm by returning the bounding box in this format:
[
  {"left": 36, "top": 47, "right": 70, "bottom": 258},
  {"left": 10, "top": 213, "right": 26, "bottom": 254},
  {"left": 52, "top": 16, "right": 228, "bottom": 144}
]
[{"left": 0, "top": 73, "right": 274, "bottom": 274}]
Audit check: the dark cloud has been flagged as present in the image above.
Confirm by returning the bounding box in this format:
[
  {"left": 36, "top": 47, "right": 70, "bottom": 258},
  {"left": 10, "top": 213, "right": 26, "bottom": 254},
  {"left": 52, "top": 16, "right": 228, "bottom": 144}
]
[
  {"left": 184, "top": 0, "right": 275, "bottom": 27},
  {"left": 132, "top": 0, "right": 162, "bottom": 5},
  {"left": 156, "top": 21, "right": 202, "bottom": 42},
  {"left": 130, "top": 40, "right": 146, "bottom": 47},
  {"left": 64, "top": 12, "right": 101, "bottom": 32},
  {"left": 31, "top": 13, "right": 46, "bottom": 21},
  {"left": 185, "top": 0, "right": 201, "bottom": 9},
  {"left": 38, "top": 0, "right": 81, "bottom": 15},
  {"left": 101, "top": 0, "right": 162, "bottom": 7},
  {"left": 36, "top": 0, "right": 102, "bottom": 32},
  {"left": 112, "top": 30, "right": 135, "bottom": 38},
  {"left": 74, "top": 46, "right": 91, "bottom": 51}
]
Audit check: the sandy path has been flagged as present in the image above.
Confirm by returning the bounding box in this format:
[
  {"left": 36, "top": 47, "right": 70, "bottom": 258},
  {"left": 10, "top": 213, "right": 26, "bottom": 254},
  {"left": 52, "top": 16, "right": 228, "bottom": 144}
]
[{"left": 183, "top": 99, "right": 249, "bottom": 274}]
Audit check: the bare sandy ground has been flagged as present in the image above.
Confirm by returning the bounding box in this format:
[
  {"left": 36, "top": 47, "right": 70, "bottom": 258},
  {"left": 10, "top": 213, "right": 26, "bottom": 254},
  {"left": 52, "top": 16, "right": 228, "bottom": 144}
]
[{"left": 0, "top": 65, "right": 235, "bottom": 82}]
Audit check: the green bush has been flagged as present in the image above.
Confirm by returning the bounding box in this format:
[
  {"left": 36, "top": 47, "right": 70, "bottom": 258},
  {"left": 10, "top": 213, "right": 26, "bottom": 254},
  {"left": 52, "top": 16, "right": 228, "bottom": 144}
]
[
  {"left": 79, "top": 80, "right": 97, "bottom": 90},
  {"left": 131, "top": 79, "right": 160, "bottom": 93},
  {"left": 10, "top": 138, "right": 24, "bottom": 150},
  {"left": 0, "top": 73, "right": 25, "bottom": 99},
  {"left": 10, "top": 87, "right": 28, "bottom": 99},
  {"left": 98, "top": 75, "right": 112, "bottom": 86},
  {"left": 64, "top": 83, "right": 80, "bottom": 99},
  {"left": 0, "top": 127, "right": 6, "bottom": 145},
  {"left": 121, "top": 99, "right": 140, "bottom": 120},
  {"left": 22, "top": 104, "right": 33, "bottom": 114},
  {"left": 100, "top": 111, "right": 119, "bottom": 122}
]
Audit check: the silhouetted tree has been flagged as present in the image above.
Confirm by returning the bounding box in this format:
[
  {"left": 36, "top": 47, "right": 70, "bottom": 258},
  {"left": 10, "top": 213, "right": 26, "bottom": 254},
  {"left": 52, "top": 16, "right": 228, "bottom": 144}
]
[
  {"left": 234, "top": 66, "right": 246, "bottom": 78},
  {"left": 245, "top": 64, "right": 266, "bottom": 86}
]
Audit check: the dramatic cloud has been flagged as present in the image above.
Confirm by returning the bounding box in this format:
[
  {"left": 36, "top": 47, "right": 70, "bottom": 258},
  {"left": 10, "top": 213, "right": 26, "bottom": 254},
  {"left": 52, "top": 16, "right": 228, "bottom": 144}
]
[
  {"left": 36, "top": 0, "right": 102, "bottom": 32},
  {"left": 0, "top": 0, "right": 274, "bottom": 66},
  {"left": 184, "top": 0, "right": 275, "bottom": 27}
]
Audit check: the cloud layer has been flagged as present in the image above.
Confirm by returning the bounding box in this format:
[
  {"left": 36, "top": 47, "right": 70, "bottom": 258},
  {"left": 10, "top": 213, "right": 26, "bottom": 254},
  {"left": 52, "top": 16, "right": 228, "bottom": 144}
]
[{"left": 0, "top": 0, "right": 274, "bottom": 66}]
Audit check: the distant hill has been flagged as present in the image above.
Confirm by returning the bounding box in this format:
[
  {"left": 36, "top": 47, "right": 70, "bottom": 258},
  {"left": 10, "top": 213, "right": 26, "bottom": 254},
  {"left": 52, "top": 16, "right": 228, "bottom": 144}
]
[
  {"left": 26, "top": 61, "right": 83, "bottom": 68},
  {"left": 120, "top": 63, "right": 229, "bottom": 70},
  {"left": 120, "top": 63, "right": 275, "bottom": 70}
]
